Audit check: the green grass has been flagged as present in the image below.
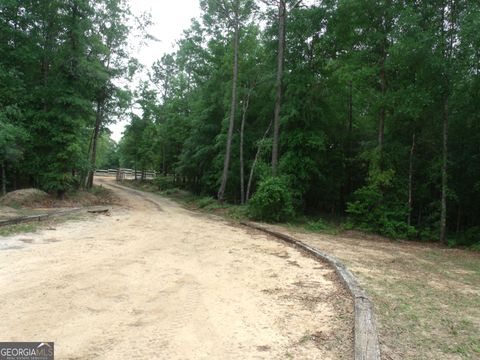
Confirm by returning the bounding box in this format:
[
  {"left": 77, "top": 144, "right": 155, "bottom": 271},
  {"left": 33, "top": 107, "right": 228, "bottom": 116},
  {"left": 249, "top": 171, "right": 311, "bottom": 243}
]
[
  {"left": 195, "top": 196, "right": 217, "bottom": 208},
  {"left": 352, "top": 244, "right": 480, "bottom": 359},
  {"left": 280, "top": 215, "right": 343, "bottom": 236},
  {"left": 0, "top": 213, "right": 86, "bottom": 237},
  {"left": 0, "top": 223, "right": 39, "bottom": 236}
]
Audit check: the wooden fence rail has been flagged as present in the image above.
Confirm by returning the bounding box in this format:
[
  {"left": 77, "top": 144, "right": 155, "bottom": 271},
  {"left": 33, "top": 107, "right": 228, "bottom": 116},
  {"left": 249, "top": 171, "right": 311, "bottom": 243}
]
[{"left": 94, "top": 168, "right": 156, "bottom": 180}]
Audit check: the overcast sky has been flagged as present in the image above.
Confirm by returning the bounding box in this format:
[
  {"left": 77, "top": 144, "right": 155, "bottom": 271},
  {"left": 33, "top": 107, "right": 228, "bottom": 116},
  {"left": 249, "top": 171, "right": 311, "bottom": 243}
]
[{"left": 109, "top": 0, "right": 202, "bottom": 142}]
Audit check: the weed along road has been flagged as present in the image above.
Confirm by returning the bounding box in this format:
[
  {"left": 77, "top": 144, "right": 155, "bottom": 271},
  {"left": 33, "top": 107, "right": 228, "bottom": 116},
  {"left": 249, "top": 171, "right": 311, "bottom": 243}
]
[{"left": 0, "top": 178, "right": 352, "bottom": 359}]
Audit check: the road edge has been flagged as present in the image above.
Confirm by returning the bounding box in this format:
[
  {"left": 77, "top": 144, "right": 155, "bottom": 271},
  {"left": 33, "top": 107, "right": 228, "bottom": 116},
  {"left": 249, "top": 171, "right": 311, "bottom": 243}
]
[
  {"left": 240, "top": 221, "right": 381, "bottom": 360},
  {"left": 0, "top": 207, "right": 110, "bottom": 227}
]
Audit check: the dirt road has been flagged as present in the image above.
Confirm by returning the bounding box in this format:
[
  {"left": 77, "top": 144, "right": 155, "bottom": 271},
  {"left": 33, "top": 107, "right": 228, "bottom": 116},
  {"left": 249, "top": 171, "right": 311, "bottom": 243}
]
[{"left": 0, "top": 179, "right": 352, "bottom": 359}]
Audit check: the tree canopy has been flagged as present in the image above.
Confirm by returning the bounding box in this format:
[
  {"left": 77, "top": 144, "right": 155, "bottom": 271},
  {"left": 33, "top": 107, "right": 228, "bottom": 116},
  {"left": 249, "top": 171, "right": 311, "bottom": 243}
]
[
  {"left": 1, "top": 0, "right": 479, "bottom": 247},
  {"left": 0, "top": 0, "right": 132, "bottom": 195}
]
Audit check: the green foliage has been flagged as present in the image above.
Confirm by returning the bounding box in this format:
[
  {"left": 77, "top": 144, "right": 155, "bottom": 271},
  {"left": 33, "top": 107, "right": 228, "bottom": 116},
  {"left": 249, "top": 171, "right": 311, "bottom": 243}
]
[
  {"left": 0, "top": 0, "right": 132, "bottom": 193},
  {"left": 38, "top": 171, "right": 78, "bottom": 195},
  {"left": 2, "top": 0, "right": 480, "bottom": 247},
  {"left": 447, "top": 227, "right": 480, "bottom": 248},
  {"left": 248, "top": 176, "right": 295, "bottom": 222},
  {"left": 464, "top": 227, "right": 480, "bottom": 247},
  {"left": 0, "top": 223, "right": 38, "bottom": 237},
  {"left": 471, "top": 242, "right": 480, "bottom": 252},
  {"left": 347, "top": 158, "right": 416, "bottom": 239},
  {"left": 162, "top": 188, "right": 182, "bottom": 196},
  {"left": 90, "top": 185, "right": 110, "bottom": 197},
  {"left": 111, "top": 0, "right": 480, "bottom": 246},
  {"left": 197, "top": 197, "right": 217, "bottom": 208},
  {"left": 96, "top": 134, "right": 120, "bottom": 169},
  {"left": 0, "top": 119, "right": 27, "bottom": 163},
  {"left": 153, "top": 176, "right": 176, "bottom": 191},
  {"left": 304, "top": 219, "right": 329, "bottom": 232}
]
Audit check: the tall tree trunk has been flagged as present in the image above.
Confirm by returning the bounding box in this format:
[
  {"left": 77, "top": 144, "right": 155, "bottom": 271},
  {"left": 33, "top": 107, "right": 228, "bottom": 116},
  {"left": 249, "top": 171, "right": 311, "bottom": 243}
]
[
  {"left": 378, "top": 0, "right": 391, "bottom": 155},
  {"left": 218, "top": 21, "right": 240, "bottom": 201},
  {"left": 1, "top": 160, "right": 6, "bottom": 196},
  {"left": 246, "top": 121, "right": 273, "bottom": 202},
  {"left": 440, "top": 0, "right": 453, "bottom": 243},
  {"left": 86, "top": 100, "right": 103, "bottom": 189},
  {"left": 440, "top": 99, "right": 448, "bottom": 243},
  {"left": 407, "top": 133, "right": 415, "bottom": 226},
  {"left": 346, "top": 80, "right": 353, "bottom": 198},
  {"left": 378, "top": 42, "right": 386, "bottom": 154},
  {"left": 271, "top": 0, "right": 286, "bottom": 175},
  {"left": 240, "top": 88, "right": 252, "bottom": 205}
]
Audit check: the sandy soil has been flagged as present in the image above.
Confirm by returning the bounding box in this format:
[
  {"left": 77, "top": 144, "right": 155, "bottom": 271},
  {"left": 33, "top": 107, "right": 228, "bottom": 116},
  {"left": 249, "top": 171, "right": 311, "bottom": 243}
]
[{"left": 0, "top": 178, "right": 352, "bottom": 360}]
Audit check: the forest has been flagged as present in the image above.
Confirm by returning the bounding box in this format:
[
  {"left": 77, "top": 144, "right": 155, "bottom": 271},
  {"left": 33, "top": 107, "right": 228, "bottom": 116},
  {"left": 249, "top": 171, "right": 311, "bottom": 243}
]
[{"left": 1, "top": 0, "right": 479, "bottom": 248}]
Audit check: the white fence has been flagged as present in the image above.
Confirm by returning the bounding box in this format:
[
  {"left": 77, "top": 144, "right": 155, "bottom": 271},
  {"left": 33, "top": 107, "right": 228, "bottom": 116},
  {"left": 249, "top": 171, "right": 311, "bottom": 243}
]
[{"left": 95, "top": 168, "right": 157, "bottom": 180}]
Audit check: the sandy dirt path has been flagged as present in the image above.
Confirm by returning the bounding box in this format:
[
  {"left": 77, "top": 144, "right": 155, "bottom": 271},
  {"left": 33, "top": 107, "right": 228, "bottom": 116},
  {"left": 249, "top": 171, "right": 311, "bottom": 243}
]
[{"left": 0, "top": 179, "right": 352, "bottom": 359}]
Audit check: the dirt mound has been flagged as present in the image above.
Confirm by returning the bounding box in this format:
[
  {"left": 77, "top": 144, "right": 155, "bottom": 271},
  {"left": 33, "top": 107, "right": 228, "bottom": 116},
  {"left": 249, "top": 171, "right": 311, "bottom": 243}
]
[
  {"left": 0, "top": 206, "right": 21, "bottom": 220},
  {"left": 0, "top": 186, "right": 117, "bottom": 210},
  {"left": 57, "top": 188, "right": 117, "bottom": 207},
  {"left": 0, "top": 189, "right": 49, "bottom": 207}
]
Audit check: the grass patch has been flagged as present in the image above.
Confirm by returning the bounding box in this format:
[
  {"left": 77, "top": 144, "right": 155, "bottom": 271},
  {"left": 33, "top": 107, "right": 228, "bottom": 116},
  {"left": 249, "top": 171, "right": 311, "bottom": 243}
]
[
  {"left": 196, "top": 197, "right": 217, "bottom": 209},
  {"left": 0, "top": 213, "right": 87, "bottom": 237},
  {"left": 291, "top": 231, "right": 480, "bottom": 360},
  {"left": 280, "top": 215, "right": 343, "bottom": 236},
  {"left": 0, "top": 223, "right": 39, "bottom": 236}
]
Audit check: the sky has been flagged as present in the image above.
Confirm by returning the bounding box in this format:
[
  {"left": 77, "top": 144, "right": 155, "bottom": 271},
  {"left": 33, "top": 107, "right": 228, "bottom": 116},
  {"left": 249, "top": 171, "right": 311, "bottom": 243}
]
[{"left": 109, "top": 0, "right": 202, "bottom": 142}]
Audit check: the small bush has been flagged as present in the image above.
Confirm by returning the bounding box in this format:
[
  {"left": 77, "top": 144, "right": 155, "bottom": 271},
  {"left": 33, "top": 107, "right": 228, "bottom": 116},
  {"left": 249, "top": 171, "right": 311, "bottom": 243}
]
[
  {"left": 154, "top": 176, "right": 175, "bottom": 191},
  {"left": 346, "top": 164, "right": 416, "bottom": 239},
  {"left": 91, "top": 185, "right": 108, "bottom": 196},
  {"left": 464, "top": 226, "right": 480, "bottom": 247},
  {"left": 197, "top": 197, "right": 217, "bottom": 208},
  {"left": 162, "top": 188, "right": 181, "bottom": 195},
  {"left": 228, "top": 206, "right": 248, "bottom": 220},
  {"left": 248, "top": 176, "right": 295, "bottom": 222},
  {"left": 305, "top": 219, "right": 328, "bottom": 232}
]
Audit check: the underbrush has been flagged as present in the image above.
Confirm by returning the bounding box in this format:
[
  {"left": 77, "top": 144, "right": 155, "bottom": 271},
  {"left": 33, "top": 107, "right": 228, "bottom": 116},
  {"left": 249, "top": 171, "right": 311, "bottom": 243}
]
[
  {"left": 120, "top": 180, "right": 249, "bottom": 220},
  {"left": 120, "top": 179, "right": 480, "bottom": 251},
  {"left": 247, "top": 176, "right": 295, "bottom": 222}
]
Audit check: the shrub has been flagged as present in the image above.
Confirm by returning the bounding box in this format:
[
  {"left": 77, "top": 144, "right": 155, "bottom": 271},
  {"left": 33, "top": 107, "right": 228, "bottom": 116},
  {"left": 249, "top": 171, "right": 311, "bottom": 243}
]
[
  {"left": 305, "top": 219, "right": 328, "bottom": 232},
  {"left": 197, "top": 197, "right": 217, "bottom": 208},
  {"left": 347, "top": 165, "right": 416, "bottom": 239},
  {"left": 153, "top": 176, "right": 175, "bottom": 191},
  {"left": 464, "top": 226, "right": 480, "bottom": 247},
  {"left": 248, "top": 176, "right": 295, "bottom": 222},
  {"left": 162, "top": 187, "right": 181, "bottom": 195}
]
